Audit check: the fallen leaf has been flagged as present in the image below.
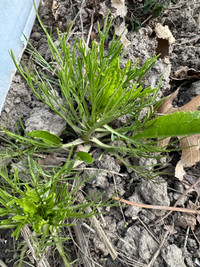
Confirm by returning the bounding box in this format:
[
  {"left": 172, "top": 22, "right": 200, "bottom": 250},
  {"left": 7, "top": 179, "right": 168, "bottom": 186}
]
[
  {"left": 38, "top": 155, "right": 66, "bottom": 166},
  {"left": 155, "top": 23, "right": 175, "bottom": 45},
  {"left": 52, "top": 0, "right": 58, "bottom": 21},
  {"left": 157, "top": 88, "right": 179, "bottom": 114},
  {"left": 179, "top": 135, "right": 200, "bottom": 167},
  {"left": 176, "top": 214, "right": 196, "bottom": 230},
  {"left": 157, "top": 88, "right": 178, "bottom": 148},
  {"left": 115, "top": 21, "right": 131, "bottom": 49},
  {"left": 111, "top": 0, "right": 127, "bottom": 17},
  {"left": 158, "top": 89, "right": 200, "bottom": 169},
  {"left": 171, "top": 67, "right": 200, "bottom": 81},
  {"left": 155, "top": 23, "right": 175, "bottom": 58},
  {"left": 111, "top": 0, "right": 130, "bottom": 48},
  {"left": 175, "top": 160, "right": 186, "bottom": 180},
  {"left": 176, "top": 201, "right": 197, "bottom": 230},
  {"left": 178, "top": 94, "right": 200, "bottom": 112}
]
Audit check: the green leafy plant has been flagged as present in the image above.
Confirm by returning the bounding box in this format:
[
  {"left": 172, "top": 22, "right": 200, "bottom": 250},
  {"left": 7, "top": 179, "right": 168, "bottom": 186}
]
[
  {"left": 143, "top": 0, "right": 171, "bottom": 17},
  {"left": 6, "top": 6, "right": 200, "bottom": 167},
  {"left": 10, "top": 8, "right": 161, "bottom": 157},
  {"left": 134, "top": 111, "right": 200, "bottom": 139},
  {"left": 0, "top": 155, "right": 107, "bottom": 265}
]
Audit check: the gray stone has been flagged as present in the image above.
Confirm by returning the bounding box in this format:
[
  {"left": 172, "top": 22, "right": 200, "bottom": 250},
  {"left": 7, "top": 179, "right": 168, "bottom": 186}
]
[
  {"left": 161, "top": 244, "right": 186, "bottom": 267},
  {"left": 125, "top": 191, "right": 142, "bottom": 220},
  {"left": 25, "top": 107, "right": 66, "bottom": 136}
]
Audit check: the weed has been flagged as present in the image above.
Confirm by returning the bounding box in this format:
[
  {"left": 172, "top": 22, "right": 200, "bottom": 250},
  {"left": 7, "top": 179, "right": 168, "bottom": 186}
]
[
  {"left": 0, "top": 154, "right": 109, "bottom": 264},
  {"left": 10, "top": 9, "right": 163, "bottom": 158},
  {"left": 9, "top": 9, "right": 200, "bottom": 161}
]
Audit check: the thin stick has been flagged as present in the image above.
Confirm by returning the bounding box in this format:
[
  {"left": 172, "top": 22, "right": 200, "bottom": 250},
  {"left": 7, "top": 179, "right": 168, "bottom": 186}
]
[
  {"left": 137, "top": 217, "right": 159, "bottom": 244},
  {"left": 74, "top": 222, "right": 96, "bottom": 267},
  {"left": 79, "top": 192, "right": 118, "bottom": 260},
  {"left": 114, "top": 197, "right": 200, "bottom": 215},
  {"left": 153, "top": 177, "right": 200, "bottom": 225},
  {"left": 21, "top": 225, "right": 51, "bottom": 267},
  {"left": 147, "top": 230, "right": 170, "bottom": 267},
  {"left": 0, "top": 259, "right": 8, "bottom": 267},
  {"left": 192, "top": 229, "right": 200, "bottom": 247},
  {"left": 141, "top": 15, "right": 152, "bottom": 26},
  {"left": 183, "top": 226, "right": 190, "bottom": 248},
  {"left": 70, "top": 224, "right": 102, "bottom": 267},
  {"left": 66, "top": 0, "right": 88, "bottom": 43},
  {"left": 86, "top": 8, "right": 95, "bottom": 46},
  {"left": 90, "top": 215, "right": 118, "bottom": 260}
]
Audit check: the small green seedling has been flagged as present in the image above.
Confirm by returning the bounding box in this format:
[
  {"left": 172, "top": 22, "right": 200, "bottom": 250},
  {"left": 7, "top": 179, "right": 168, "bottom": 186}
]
[{"left": 0, "top": 155, "right": 109, "bottom": 264}]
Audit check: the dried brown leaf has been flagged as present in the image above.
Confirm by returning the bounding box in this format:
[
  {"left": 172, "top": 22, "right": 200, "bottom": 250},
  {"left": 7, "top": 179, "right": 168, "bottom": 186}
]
[
  {"left": 179, "top": 135, "right": 200, "bottom": 167},
  {"left": 111, "top": 0, "right": 127, "bottom": 17},
  {"left": 52, "top": 0, "right": 58, "bottom": 21},
  {"left": 175, "top": 160, "right": 186, "bottom": 181},
  {"left": 171, "top": 67, "right": 200, "bottom": 81},
  {"left": 115, "top": 21, "right": 130, "bottom": 49},
  {"left": 38, "top": 155, "right": 66, "bottom": 166},
  {"left": 155, "top": 23, "right": 175, "bottom": 45},
  {"left": 157, "top": 89, "right": 179, "bottom": 148},
  {"left": 157, "top": 88, "right": 179, "bottom": 114},
  {"left": 177, "top": 214, "right": 196, "bottom": 230},
  {"left": 157, "top": 137, "right": 171, "bottom": 149},
  {"left": 110, "top": 1, "right": 129, "bottom": 48},
  {"left": 177, "top": 200, "right": 197, "bottom": 230},
  {"left": 178, "top": 94, "right": 200, "bottom": 112}
]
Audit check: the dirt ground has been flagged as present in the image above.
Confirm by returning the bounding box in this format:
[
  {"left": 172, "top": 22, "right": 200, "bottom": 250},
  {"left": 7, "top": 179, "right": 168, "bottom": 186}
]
[{"left": 0, "top": 0, "right": 200, "bottom": 266}]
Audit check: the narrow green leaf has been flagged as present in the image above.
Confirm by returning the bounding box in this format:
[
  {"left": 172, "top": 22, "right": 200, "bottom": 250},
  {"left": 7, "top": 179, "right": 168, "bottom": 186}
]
[
  {"left": 27, "top": 130, "right": 62, "bottom": 146},
  {"left": 76, "top": 151, "right": 93, "bottom": 164},
  {"left": 135, "top": 111, "right": 200, "bottom": 139}
]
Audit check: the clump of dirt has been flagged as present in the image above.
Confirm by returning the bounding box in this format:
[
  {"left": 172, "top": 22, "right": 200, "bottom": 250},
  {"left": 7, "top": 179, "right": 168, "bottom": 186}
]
[{"left": 0, "top": 0, "right": 200, "bottom": 266}]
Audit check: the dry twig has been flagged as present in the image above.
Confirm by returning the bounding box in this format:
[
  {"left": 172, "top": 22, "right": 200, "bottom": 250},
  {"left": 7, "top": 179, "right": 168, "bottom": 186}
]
[
  {"left": 0, "top": 259, "right": 8, "bottom": 267},
  {"left": 74, "top": 222, "right": 97, "bottom": 267},
  {"left": 114, "top": 197, "right": 200, "bottom": 215},
  {"left": 153, "top": 177, "right": 200, "bottom": 225},
  {"left": 66, "top": 0, "right": 88, "bottom": 43},
  {"left": 79, "top": 192, "right": 118, "bottom": 260},
  {"left": 21, "top": 225, "right": 51, "bottom": 267},
  {"left": 137, "top": 216, "right": 159, "bottom": 244},
  {"left": 147, "top": 229, "right": 171, "bottom": 267},
  {"left": 86, "top": 7, "right": 95, "bottom": 46}
]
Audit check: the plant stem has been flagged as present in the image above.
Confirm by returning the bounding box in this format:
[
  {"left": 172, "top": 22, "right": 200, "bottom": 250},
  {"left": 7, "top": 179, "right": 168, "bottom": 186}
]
[
  {"left": 62, "top": 138, "right": 84, "bottom": 149},
  {"left": 90, "top": 137, "right": 114, "bottom": 149},
  {"left": 53, "top": 231, "right": 70, "bottom": 267}
]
